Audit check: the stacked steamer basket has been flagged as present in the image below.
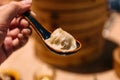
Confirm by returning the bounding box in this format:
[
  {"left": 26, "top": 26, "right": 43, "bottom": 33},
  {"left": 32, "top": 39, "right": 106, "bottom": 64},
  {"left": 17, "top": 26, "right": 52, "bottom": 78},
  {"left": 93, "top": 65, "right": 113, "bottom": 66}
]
[{"left": 31, "top": 0, "right": 109, "bottom": 68}]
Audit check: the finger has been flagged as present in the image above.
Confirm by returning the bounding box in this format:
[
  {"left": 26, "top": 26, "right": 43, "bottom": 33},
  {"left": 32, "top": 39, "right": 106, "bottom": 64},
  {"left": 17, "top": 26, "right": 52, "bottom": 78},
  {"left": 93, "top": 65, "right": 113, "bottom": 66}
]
[
  {"left": 18, "top": 33, "right": 24, "bottom": 40},
  {"left": 10, "top": 18, "right": 17, "bottom": 29},
  {"left": 19, "top": 18, "right": 29, "bottom": 28},
  {"left": 12, "top": 38, "right": 20, "bottom": 50},
  {"left": 7, "top": 28, "right": 20, "bottom": 39},
  {"left": 13, "top": 35, "right": 28, "bottom": 50},
  {"left": 19, "top": 36, "right": 28, "bottom": 47},
  {"left": 3, "top": 36, "right": 13, "bottom": 55},
  {"left": 21, "top": 27, "right": 32, "bottom": 37},
  {"left": 15, "top": 17, "right": 29, "bottom": 28}
]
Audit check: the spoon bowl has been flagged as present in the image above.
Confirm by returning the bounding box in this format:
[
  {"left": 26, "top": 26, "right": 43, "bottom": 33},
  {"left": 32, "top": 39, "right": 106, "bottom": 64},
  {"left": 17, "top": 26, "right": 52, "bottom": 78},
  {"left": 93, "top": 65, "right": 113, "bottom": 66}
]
[{"left": 23, "top": 11, "right": 82, "bottom": 56}]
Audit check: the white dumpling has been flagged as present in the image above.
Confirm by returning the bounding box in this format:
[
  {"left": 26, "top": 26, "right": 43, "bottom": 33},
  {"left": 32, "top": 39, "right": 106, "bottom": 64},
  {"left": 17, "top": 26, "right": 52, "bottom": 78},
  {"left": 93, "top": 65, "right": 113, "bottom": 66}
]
[{"left": 45, "top": 28, "right": 77, "bottom": 52}]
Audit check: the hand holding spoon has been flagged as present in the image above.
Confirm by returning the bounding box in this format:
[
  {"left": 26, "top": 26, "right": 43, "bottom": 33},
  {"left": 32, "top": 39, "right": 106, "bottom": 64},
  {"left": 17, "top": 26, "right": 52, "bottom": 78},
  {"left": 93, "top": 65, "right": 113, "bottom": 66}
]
[{"left": 23, "top": 11, "right": 81, "bottom": 56}]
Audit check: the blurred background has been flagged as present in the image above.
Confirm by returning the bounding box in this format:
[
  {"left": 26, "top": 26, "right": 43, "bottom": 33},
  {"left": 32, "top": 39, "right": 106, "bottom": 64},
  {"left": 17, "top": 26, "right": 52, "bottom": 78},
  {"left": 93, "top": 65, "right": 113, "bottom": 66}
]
[{"left": 0, "top": 0, "right": 120, "bottom": 80}]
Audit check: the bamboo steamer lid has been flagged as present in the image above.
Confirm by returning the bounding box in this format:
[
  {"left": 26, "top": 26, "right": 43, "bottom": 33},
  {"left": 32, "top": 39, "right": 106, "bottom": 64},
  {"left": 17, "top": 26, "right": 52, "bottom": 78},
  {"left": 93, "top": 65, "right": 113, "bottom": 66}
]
[
  {"left": 31, "top": 0, "right": 109, "bottom": 68},
  {"left": 113, "top": 47, "right": 120, "bottom": 78}
]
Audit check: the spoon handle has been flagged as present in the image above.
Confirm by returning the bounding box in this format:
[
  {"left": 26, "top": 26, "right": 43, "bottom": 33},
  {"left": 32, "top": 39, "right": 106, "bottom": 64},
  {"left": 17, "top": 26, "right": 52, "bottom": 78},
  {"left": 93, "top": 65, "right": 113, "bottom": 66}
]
[{"left": 23, "top": 11, "right": 50, "bottom": 39}]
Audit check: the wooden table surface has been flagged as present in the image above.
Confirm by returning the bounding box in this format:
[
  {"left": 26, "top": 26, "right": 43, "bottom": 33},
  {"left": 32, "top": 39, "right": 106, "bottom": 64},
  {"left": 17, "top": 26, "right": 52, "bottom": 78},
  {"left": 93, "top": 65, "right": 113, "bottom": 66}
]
[{"left": 0, "top": 13, "right": 120, "bottom": 80}]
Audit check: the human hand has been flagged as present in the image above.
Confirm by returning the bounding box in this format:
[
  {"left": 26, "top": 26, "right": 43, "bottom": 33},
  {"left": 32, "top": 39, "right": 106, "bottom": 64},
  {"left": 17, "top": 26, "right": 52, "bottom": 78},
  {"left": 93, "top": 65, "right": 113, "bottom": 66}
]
[{"left": 0, "top": 0, "right": 32, "bottom": 63}]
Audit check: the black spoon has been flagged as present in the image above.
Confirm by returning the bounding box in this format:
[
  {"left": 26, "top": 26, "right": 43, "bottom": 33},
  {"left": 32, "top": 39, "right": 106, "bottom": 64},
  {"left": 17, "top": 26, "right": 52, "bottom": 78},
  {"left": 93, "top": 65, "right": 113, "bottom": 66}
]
[{"left": 23, "top": 11, "right": 81, "bottom": 56}]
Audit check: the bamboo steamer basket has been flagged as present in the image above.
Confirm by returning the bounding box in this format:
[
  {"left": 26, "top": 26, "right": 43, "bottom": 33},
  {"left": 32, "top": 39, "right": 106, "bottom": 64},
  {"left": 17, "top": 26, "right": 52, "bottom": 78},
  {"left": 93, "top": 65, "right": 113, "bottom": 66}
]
[
  {"left": 33, "top": 30, "right": 104, "bottom": 67},
  {"left": 32, "top": 0, "right": 106, "bottom": 11},
  {"left": 32, "top": 6, "right": 108, "bottom": 29},
  {"left": 31, "top": 0, "right": 109, "bottom": 68},
  {"left": 32, "top": 23, "right": 105, "bottom": 68},
  {"left": 113, "top": 47, "right": 120, "bottom": 78},
  {"left": 35, "top": 13, "right": 108, "bottom": 31}
]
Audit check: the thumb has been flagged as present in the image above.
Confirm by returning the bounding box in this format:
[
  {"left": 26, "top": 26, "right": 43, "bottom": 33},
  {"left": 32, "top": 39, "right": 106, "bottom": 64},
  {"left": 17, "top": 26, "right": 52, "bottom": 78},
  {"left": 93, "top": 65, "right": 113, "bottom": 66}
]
[{"left": 0, "top": 0, "right": 32, "bottom": 25}]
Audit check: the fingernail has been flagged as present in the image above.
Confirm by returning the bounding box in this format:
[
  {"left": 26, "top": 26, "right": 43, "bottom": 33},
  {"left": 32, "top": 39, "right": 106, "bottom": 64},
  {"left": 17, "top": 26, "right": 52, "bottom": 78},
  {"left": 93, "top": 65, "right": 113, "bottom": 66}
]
[
  {"left": 21, "top": 28, "right": 32, "bottom": 36},
  {"left": 27, "top": 28, "right": 32, "bottom": 35},
  {"left": 22, "top": 0, "right": 32, "bottom": 5}
]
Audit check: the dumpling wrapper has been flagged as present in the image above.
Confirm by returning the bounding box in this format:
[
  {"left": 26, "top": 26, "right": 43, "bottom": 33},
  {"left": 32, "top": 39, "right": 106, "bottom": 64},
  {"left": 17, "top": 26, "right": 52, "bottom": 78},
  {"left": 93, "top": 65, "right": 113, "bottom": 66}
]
[{"left": 45, "top": 28, "right": 77, "bottom": 52}]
